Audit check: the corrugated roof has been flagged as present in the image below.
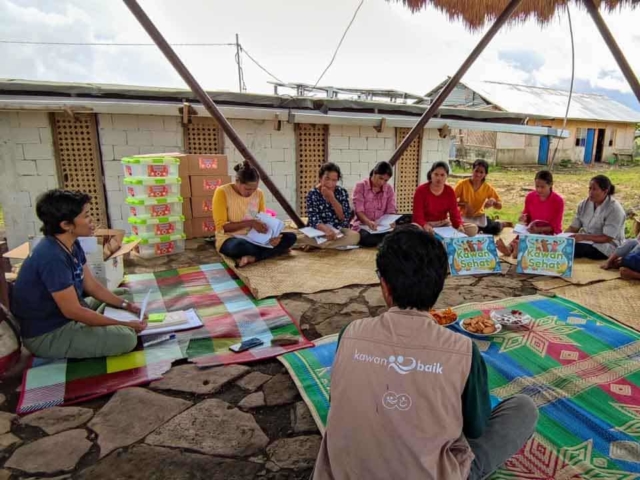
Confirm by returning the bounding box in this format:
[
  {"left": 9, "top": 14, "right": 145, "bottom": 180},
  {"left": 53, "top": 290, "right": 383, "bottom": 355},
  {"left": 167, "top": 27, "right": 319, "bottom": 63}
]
[{"left": 459, "top": 80, "right": 640, "bottom": 123}]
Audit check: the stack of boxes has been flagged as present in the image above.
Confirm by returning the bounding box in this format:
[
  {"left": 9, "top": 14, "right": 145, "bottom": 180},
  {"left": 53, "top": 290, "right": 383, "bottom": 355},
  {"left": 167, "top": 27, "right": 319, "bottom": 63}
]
[
  {"left": 121, "top": 155, "right": 187, "bottom": 258},
  {"left": 182, "top": 154, "right": 230, "bottom": 239}
]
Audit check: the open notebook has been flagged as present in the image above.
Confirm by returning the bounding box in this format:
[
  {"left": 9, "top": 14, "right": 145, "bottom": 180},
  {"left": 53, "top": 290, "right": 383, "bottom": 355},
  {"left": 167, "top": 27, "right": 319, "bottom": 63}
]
[
  {"left": 103, "top": 307, "right": 203, "bottom": 336},
  {"left": 234, "top": 213, "right": 285, "bottom": 248},
  {"left": 360, "top": 214, "right": 402, "bottom": 234}
]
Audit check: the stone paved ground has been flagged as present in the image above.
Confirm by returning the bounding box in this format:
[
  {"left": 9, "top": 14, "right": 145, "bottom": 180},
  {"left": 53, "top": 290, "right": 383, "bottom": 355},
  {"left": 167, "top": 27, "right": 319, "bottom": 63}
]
[{"left": 0, "top": 240, "right": 538, "bottom": 479}]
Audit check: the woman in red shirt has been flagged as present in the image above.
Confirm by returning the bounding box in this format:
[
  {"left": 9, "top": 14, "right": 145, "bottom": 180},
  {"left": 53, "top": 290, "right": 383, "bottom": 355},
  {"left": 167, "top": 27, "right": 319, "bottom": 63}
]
[{"left": 412, "top": 162, "right": 469, "bottom": 235}]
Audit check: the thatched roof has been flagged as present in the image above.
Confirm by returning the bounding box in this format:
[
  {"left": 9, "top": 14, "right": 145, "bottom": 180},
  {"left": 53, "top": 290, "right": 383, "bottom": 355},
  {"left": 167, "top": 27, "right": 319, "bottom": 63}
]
[{"left": 389, "top": 1, "right": 637, "bottom": 30}]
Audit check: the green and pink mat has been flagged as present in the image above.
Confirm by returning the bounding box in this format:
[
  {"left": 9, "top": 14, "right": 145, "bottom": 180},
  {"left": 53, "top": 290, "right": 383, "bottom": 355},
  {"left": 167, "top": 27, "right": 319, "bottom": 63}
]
[
  {"left": 17, "top": 263, "right": 313, "bottom": 414},
  {"left": 279, "top": 295, "right": 640, "bottom": 478}
]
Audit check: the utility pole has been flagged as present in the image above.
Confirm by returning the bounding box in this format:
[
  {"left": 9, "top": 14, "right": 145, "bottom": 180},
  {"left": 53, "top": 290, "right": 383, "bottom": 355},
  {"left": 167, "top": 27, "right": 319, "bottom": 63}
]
[{"left": 235, "top": 33, "right": 243, "bottom": 93}]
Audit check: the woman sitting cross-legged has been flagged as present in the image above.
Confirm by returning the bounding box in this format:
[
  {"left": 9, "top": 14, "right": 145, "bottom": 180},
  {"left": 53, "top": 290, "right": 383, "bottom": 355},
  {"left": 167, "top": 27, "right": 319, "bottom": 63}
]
[
  {"left": 454, "top": 159, "right": 505, "bottom": 235},
  {"left": 352, "top": 161, "right": 397, "bottom": 248},
  {"left": 413, "top": 161, "right": 477, "bottom": 236},
  {"left": 213, "top": 161, "right": 297, "bottom": 267},
  {"left": 11, "top": 189, "right": 145, "bottom": 359},
  {"left": 298, "top": 162, "right": 360, "bottom": 249},
  {"left": 565, "top": 174, "right": 626, "bottom": 260},
  {"left": 496, "top": 170, "right": 564, "bottom": 258}
]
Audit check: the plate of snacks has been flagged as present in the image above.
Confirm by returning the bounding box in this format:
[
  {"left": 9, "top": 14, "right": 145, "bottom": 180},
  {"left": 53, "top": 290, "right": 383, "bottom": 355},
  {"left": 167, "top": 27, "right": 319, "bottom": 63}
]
[
  {"left": 490, "top": 309, "right": 532, "bottom": 327},
  {"left": 430, "top": 308, "right": 458, "bottom": 327},
  {"left": 459, "top": 315, "right": 502, "bottom": 337}
]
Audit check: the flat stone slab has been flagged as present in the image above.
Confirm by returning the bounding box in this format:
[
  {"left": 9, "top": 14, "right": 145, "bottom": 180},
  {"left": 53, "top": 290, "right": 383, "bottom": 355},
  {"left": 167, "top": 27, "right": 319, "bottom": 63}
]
[
  {"left": 236, "top": 371, "right": 272, "bottom": 392},
  {"left": 263, "top": 373, "right": 299, "bottom": 406},
  {"left": 89, "top": 387, "right": 191, "bottom": 458},
  {"left": 21, "top": 407, "right": 94, "bottom": 435},
  {"left": 363, "top": 288, "right": 386, "bottom": 307},
  {"left": 292, "top": 401, "right": 319, "bottom": 433},
  {"left": 304, "top": 287, "right": 363, "bottom": 305},
  {"left": 150, "top": 364, "right": 250, "bottom": 394},
  {"left": 76, "top": 445, "right": 261, "bottom": 480},
  {"left": 315, "top": 303, "right": 370, "bottom": 336},
  {"left": 0, "top": 412, "right": 15, "bottom": 435},
  {"left": 145, "top": 399, "right": 268, "bottom": 457},
  {"left": 0, "top": 433, "right": 21, "bottom": 451},
  {"left": 280, "top": 298, "right": 311, "bottom": 322},
  {"left": 0, "top": 470, "right": 10, "bottom": 480},
  {"left": 476, "top": 276, "right": 525, "bottom": 290},
  {"left": 266, "top": 435, "right": 322, "bottom": 470},
  {"left": 238, "top": 392, "right": 265, "bottom": 411},
  {"left": 5, "top": 429, "right": 91, "bottom": 474}
]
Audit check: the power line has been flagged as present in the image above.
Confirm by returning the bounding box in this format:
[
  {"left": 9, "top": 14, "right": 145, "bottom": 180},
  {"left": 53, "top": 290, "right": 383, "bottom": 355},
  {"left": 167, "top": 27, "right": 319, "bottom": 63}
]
[
  {"left": 240, "top": 47, "right": 285, "bottom": 84},
  {"left": 312, "top": 0, "right": 365, "bottom": 89},
  {"left": 0, "top": 40, "right": 235, "bottom": 47}
]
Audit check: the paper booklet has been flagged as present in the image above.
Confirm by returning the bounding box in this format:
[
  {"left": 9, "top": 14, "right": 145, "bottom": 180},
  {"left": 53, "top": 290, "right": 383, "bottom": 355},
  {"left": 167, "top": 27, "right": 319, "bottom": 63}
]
[
  {"left": 360, "top": 214, "right": 402, "bottom": 234},
  {"left": 300, "top": 226, "right": 344, "bottom": 244},
  {"left": 433, "top": 226, "right": 467, "bottom": 239},
  {"left": 104, "top": 307, "right": 203, "bottom": 336},
  {"left": 234, "top": 213, "right": 285, "bottom": 249}
]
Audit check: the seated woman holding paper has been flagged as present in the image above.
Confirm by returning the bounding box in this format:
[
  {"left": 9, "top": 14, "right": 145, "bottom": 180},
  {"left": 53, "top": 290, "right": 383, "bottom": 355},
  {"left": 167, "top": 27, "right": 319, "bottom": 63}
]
[
  {"left": 413, "top": 161, "right": 477, "bottom": 237},
  {"left": 565, "top": 175, "right": 625, "bottom": 260},
  {"left": 213, "top": 161, "right": 297, "bottom": 267},
  {"left": 496, "top": 170, "right": 564, "bottom": 258},
  {"left": 298, "top": 162, "right": 360, "bottom": 249},
  {"left": 454, "top": 159, "right": 505, "bottom": 235},
  {"left": 11, "top": 190, "right": 144, "bottom": 359},
  {"left": 352, "top": 161, "right": 398, "bottom": 248}
]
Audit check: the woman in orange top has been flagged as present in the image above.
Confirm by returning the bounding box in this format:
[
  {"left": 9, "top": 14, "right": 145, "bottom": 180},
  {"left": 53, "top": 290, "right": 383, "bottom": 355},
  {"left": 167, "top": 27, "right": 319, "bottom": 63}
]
[{"left": 212, "top": 161, "right": 296, "bottom": 267}]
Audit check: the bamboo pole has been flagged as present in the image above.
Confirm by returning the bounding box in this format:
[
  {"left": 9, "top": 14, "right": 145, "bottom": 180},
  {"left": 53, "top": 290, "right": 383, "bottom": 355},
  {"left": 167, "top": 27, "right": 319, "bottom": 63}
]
[
  {"left": 583, "top": 0, "right": 640, "bottom": 105},
  {"left": 123, "top": 0, "right": 305, "bottom": 227},
  {"left": 388, "top": 0, "right": 525, "bottom": 166}
]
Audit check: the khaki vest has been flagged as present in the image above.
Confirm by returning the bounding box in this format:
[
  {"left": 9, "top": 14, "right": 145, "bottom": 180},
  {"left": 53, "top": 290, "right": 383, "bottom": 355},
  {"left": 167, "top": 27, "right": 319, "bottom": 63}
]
[{"left": 313, "top": 308, "right": 474, "bottom": 480}]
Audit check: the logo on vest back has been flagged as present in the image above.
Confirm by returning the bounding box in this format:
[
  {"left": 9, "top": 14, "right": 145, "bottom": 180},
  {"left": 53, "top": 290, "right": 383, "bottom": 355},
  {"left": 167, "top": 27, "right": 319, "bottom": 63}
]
[
  {"left": 382, "top": 391, "right": 412, "bottom": 411},
  {"left": 353, "top": 350, "right": 444, "bottom": 375}
]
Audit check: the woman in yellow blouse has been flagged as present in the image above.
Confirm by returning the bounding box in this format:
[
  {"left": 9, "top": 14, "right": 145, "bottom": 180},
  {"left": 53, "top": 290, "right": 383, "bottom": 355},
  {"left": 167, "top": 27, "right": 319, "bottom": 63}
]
[
  {"left": 213, "top": 161, "right": 296, "bottom": 267},
  {"left": 454, "top": 159, "right": 505, "bottom": 235}
]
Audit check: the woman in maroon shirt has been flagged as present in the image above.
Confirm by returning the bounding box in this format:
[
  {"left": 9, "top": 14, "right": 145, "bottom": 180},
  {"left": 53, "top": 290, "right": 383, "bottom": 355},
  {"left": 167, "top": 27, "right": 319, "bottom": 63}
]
[{"left": 412, "top": 162, "right": 471, "bottom": 235}]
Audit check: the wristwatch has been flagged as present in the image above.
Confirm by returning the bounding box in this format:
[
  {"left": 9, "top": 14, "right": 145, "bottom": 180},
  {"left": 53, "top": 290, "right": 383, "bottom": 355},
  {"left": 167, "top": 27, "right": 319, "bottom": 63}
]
[{"left": 121, "top": 300, "right": 130, "bottom": 310}]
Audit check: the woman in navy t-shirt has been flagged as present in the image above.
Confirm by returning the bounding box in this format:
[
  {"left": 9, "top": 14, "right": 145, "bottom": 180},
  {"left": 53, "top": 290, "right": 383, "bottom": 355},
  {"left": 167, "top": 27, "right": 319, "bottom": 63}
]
[{"left": 12, "top": 190, "right": 146, "bottom": 359}]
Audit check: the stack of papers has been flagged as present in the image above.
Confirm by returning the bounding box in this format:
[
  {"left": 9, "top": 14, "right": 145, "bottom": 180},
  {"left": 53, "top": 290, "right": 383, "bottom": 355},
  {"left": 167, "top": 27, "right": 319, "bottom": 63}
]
[
  {"left": 104, "top": 307, "right": 203, "bottom": 336},
  {"left": 300, "top": 226, "right": 344, "bottom": 245},
  {"left": 360, "top": 214, "right": 402, "bottom": 234},
  {"left": 513, "top": 224, "right": 529, "bottom": 235},
  {"left": 433, "top": 226, "right": 468, "bottom": 239},
  {"left": 234, "top": 213, "right": 285, "bottom": 248}
]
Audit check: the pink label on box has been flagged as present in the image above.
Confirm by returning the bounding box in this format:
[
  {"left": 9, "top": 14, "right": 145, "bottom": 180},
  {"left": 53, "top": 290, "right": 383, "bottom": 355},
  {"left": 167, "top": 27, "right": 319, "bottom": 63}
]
[
  {"left": 132, "top": 226, "right": 139, "bottom": 235},
  {"left": 151, "top": 205, "right": 171, "bottom": 217},
  {"left": 147, "top": 185, "right": 170, "bottom": 198},
  {"left": 155, "top": 241, "right": 175, "bottom": 255},
  {"left": 202, "top": 199, "right": 212, "bottom": 212},
  {"left": 203, "top": 178, "right": 223, "bottom": 191},
  {"left": 125, "top": 166, "right": 133, "bottom": 176},
  {"left": 199, "top": 157, "right": 218, "bottom": 170},
  {"left": 130, "top": 207, "right": 137, "bottom": 217},
  {"left": 148, "top": 165, "right": 169, "bottom": 177},
  {"left": 127, "top": 187, "right": 136, "bottom": 197},
  {"left": 203, "top": 220, "right": 215, "bottom": 233},
  {"left": 155, "top": 223, "right": 175, "bottom": 236}
]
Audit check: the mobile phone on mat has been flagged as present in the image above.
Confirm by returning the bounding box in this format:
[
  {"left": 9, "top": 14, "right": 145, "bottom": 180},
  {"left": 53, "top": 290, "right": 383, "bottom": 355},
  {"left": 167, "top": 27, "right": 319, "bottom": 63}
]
[{"left": 229, "top": 337, "right": 264, "bottom": 353}]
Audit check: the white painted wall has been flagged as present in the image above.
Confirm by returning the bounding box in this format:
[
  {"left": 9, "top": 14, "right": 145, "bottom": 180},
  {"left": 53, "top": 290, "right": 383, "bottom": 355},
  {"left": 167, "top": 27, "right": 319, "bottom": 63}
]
[
  {"left": 0, "top": 112, "right": 58, "bottom": 248},
  {"left": 420, "top": 128, "right": 450, "bottom": 183},
  {"left": 97, "top": 114, "right": 183, "bottom": 231}
]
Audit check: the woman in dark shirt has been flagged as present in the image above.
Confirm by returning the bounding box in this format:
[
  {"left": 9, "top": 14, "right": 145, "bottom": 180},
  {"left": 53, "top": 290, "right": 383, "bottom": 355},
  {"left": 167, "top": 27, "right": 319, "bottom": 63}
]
[{"left": 298, "top": 163, "right": 360, "bottom": 249}]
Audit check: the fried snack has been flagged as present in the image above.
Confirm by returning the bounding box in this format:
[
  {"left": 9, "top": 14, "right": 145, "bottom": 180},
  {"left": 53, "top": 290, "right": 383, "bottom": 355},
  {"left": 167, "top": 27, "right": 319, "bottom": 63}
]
[
  {"left": 462, "top": 315, "right": 496, "bottom": 334},
  {"left": 430, "top": 308, "right": 458, "bottom": 326}
]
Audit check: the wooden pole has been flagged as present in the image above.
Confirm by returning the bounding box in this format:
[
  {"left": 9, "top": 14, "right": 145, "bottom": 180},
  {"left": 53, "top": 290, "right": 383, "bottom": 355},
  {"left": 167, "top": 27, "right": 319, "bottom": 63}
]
[
  {"left": 123, "top": 0, "right": 305, "bottom": 227},
  {"left": 388, "top": 0, "right": 525, "bottom": 166},
  {"left": 583, "top": 0, "right": 640, "bottom": 104}
]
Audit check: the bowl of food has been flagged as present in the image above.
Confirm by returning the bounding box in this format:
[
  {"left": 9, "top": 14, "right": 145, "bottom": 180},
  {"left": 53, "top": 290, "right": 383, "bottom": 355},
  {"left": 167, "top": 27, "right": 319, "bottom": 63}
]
[
  {"left": 430, "top": 308, "right": 458, "bottom": 327},
  {"left": 459, "top": 315, "right": 502, "bottom": 337},
  {"left": 490, "top": 309, "right": 532, "bottom": 327}
]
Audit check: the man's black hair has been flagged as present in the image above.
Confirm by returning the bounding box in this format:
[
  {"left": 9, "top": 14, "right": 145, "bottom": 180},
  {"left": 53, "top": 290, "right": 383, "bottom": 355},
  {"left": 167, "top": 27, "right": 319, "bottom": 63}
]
[
  {"left": 376, "top": 226, "right": 447, "bottom": 310},
  {"left": 36, "top": 189, "right": 92, "bottom": 236}
]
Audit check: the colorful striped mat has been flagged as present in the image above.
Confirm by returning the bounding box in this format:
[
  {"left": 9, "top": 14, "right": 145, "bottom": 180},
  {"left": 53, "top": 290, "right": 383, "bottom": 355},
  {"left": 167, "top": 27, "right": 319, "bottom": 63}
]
[
  {"left": 17, "top": 263, "right": 311, "bottom": 413},
  {"left": 280, "top": 295, "right": 640, "bottom": 478}
]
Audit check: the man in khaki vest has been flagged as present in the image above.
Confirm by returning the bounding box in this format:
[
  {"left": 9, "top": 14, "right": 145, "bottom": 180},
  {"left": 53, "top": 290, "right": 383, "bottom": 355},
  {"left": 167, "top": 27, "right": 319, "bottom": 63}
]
[{"left": 313, "top": 226, "right": 538, "bottom": 480}]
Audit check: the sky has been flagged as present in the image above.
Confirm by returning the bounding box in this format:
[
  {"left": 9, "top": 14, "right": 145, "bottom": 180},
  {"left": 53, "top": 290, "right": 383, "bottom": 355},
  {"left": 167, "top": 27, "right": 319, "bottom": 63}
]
[{"left": 1, "top": 0, "right": 639, "bottom": 112}]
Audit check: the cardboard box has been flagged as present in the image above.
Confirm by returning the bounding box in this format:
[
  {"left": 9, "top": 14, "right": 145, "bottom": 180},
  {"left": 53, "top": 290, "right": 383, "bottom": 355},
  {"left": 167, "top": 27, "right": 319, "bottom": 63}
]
[
  {"left": 190, "top": 175, "right": 231, "bottom": 197},
  {"left": 191, "top": 196, "right": 214, "bottom": 218},
  {"left": 187, "top": 154, "right": 229, "bottom": 176},
  {"left": 180, "top": 177, "right": 191, "bottom": 198},
  {"left": 4, "top": 230, "right": 139, "bottom": 291},
  {"left": 182, "top": 200, "right": 193, "bottom": 220},
  {"left": 190, "top": 218, "right": 217, "bottom": 238},
  {"left": 184, "top": 220, "right": 194, "bottom": 239}
]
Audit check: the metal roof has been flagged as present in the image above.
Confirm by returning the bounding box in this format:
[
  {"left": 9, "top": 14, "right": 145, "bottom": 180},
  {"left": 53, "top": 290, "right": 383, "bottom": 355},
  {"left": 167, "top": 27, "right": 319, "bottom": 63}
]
[{"left": 426, "top": 79, "right": 640, "bottom": 123}]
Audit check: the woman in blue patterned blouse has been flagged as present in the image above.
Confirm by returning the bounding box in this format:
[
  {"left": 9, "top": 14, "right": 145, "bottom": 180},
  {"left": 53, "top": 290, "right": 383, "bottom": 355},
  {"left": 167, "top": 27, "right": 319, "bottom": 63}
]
[{"left": 298, "top": 162, "right": 360, "bottom": 249}]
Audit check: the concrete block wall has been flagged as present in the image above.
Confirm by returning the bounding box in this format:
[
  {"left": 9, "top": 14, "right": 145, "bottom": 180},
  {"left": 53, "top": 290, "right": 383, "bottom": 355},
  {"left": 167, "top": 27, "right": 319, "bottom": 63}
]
[
  {"left": 0, "top": 112, "right": 58, "bottom": 248},
  {"left": 420, "top": 129, "right": 450, "bottom": 183},
  {"left": 97, "top": 114, "right": 183, "bottom": 231},
  {"left": 222, "top": 119, "right": 296, "bottom": 218}
]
